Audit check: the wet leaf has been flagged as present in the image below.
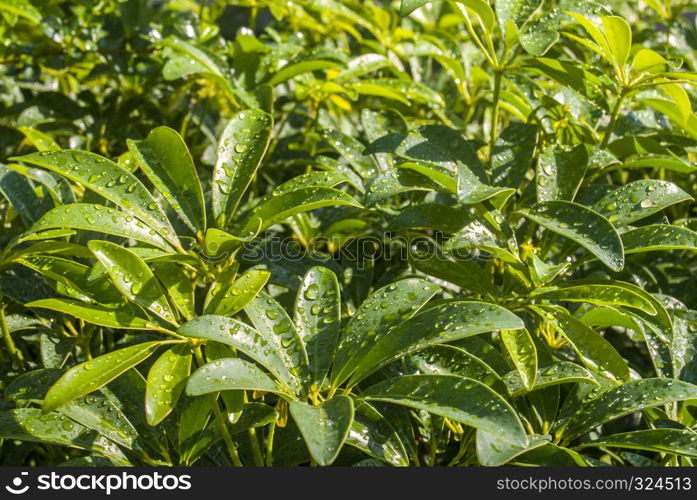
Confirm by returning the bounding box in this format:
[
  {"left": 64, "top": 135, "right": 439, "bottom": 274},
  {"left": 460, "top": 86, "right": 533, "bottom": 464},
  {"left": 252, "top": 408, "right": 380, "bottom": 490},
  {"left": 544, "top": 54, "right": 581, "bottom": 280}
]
[
  {"left": 43, "top": 341, "right": 165, "bottom": 413},
  {"left": 179, "top": 314, "right": 303, "bottom": 395},
  {"left": 26, "top": 204, "right": 175, "bottom": 251},
  {"left": 594, "top": 180, "right": 691, "bottom": 228},
  {"left": 88, "top": 241, "right": 179, "bottom": 326},
  {"left": 519, "top": 200, "right": 624, "bottom": 272},
  {"left": 331, "top": 278, "right": 441, "bottom": 387},
  {"left": 622, "top": 225, "right": 697, "bottom": 254},
  {"left": 128, "top": 127, "right": 205, "bottom": 234},
  {"left": 26, "top": 298, "right": 156, "bottom": 330},
  {"left": 145, "top": 343, "right": 192, "bottom": 426},
  {"left": 503, "top": 362, "right": 598, "bottom": 397},
  {"left": 362, "top": 375, "right": 528, "bottom": 447},
  {"left": 577, "top": 429, "right": 697, "bottom": 457},
  {"left": 212, "top": 109, "right": 273, "bottom": 227},
  {"left": 205, "top": 269, "right": 270, "bottom": 316},
  {"left": 289, "top": 395, "right": 354, "bottom": 466},
  {"left": 12, "top": 151, "right": 179, "bottom": 247},
  {"left": 500, "top": 328, "right": 537, "bottom": 390},
  {"left": 532, "top": 305, "right": 629, "bottom": 381},
  {"left": 0, "top": 408, "right": 128, "bottom": 463},
  {"left": 294, "top": 267, "right": 341, "bottom": 388},
  {"left": 186, "top": 357, "right": 287, "bottom": 396},
  {"left": 350, "top": 301, "right": 524, "bottom": 385},
  {"left": 564, "top": 379, "right": 697, "bottom": 440}
]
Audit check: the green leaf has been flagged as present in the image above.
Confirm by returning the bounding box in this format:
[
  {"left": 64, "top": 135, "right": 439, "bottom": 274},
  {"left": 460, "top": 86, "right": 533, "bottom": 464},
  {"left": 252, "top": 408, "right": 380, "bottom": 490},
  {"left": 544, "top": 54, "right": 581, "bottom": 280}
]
[
  {"left": 564, "top": 379, "right": 697, "bottom": 440},
  {"left": 57, "top": 391, "right": 139, "bottom": 450},
  {"left": 492, "top": 123, "right": 538, "bottom": 188},
  {"left": 399, "top": 0, "right": 431, "bottom": 15},
  {"left": 239, "top": 187, "right": 362, "bottom": 234},
  {"left": 500, "top": 328, "right": 537, "bottom": 390},
  {"left": 577, "top": 429, "right": 697, "bottom": 457},
  {"left": 26, "top": 204, "right": 175, "bottom": 251},
  {"left": 321, "top": 129, "right": 377, "bottom": 179},
  {"left": 43, "top": 341, "right": 164, "bottom": 413},
  {"left": 145, "top": 344, "right": 192, "bottom": 426},
  {"left": 289, "top": 395, "right": 354, "bottom": 466},
  {"left": 127, "top": 127, "right": 205, "bottom": 234},
  {"left": 593, "top": 180, "right": 692, "bottom": 228},
  {"left": 88, "top": 241, "right": 179, "bottom": 326},
  {"left": 0, "top": 409, "right": 128, "bottom": 463},
  {"left": 389, "top": 203, "right": 471, "bottom": 234},
  {"left": 294, "top": 267, "right": 341, "bottom": 388},
  {"left": 621, "top": 155, "right": 696, "bottom": 174},
  {"left": 457, "top": 164, "right": 515, "bottom": 208},
  {"left": 503, "top": 362, "right": 598, "bottom": 397},
  {"left": 519, "top": 200, "right": 624, "bottom": 272},
  {"left": 525, "top": 58, "right": 606, "bottom": 109},
  {"left": 408, "top": 345, "right": 502, "bottom": 388},
  {"left": 362, "top": 375, "right": 527, "bottom": 447},
  {"left": 568, "top": 13, "right": 613, "bottom": 62},
  {"left": 158, "top": 37, "right": 249, "bottom": 106},
  {"left": 212, "top": 109, "right": 273, "bottom": 227},
  {"left": 229, "top": 402, "right": 278, "bottom": 435},
  {"left": 536, "top": 144, "right": 588, "bottom": 203},
  {"left": 496, "top": 0, "right": 541, "bottom": 34},
  {"left": 399, "top": 0, "right": 494, "bottom": 31},
  {"left": 331, "top": 278, "right": 441, "bottom": 386},
  {"left": 186, "top": 357, "right": 287, "bottom": 396},
  {"left": 531, "top": 281, "right": 657, "bottom": 315},
  {"left": 245, "top": 292, "right": 309, "bottom": 391},
  {"left": 445, "top": 217, "right": 521, "bottom": 263},
  {"left": 532, "top": 305, "right": 629, "bottom": 381},
  {"left": 347, "top": 402, "right": 409, "bottom": 466},
  {"left": 408, "top": 250, "right": 496, "bottom": 297},
  {"left": 519, "top": 28, "right": 559, "bottom": 56},
  {"left": 152, "top": 261, "right": 195, "bottom": 320},
  {"left": 350, "top": 301, "right": 525, "bottom": 385},
  {"left": 0, "top": 163, "right": 43, "bottom": 225},
  {"left": 601, "top": 16, "right": 632, "bottom": 66},
  {"left": 269, "top": 60, "right": 343, "bottom": 86},
  {"left": 477, "top": 432, "right": 549, "bottom": 466},
  {"left": 0, "top": 0, "right": 41, "bottom": 24},
  {"left": 622, "top": 225, "right": 697, "bottom": 254},
  {"left": 205, "top": 269, "right": 270, "bottom": 316},
  {"left": 632, "top": 48, "right": 667, "bottom": 74},
  {"left": 26, "top": 299, "right": 156, "bottom": 330},
  {"left": 178, "top": 315, "right": 303, "bottom": 395},
  {"left": 12, "top": 151, "right": 178, "bottom": 247},
  {"left": 17, "top": 126, "right": 60, "bottom": 151}
]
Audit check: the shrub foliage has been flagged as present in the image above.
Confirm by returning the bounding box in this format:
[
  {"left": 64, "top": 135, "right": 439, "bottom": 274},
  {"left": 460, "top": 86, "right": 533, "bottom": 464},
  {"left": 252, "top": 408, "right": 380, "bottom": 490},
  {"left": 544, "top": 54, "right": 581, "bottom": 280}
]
[{"left": 1, "top": 0, "right": 697, "bottom": 466}]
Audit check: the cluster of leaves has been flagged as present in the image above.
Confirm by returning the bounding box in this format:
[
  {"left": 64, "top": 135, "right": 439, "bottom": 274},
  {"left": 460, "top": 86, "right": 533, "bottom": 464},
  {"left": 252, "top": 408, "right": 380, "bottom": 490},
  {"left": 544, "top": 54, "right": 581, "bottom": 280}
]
[{"left": 1, "top": 0, "right": 697, "bottom": 467}]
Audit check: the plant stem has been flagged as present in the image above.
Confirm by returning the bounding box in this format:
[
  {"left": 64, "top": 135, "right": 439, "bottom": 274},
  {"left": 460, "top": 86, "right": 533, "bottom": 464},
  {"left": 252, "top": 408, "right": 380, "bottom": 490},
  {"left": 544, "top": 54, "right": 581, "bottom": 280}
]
[
  {"left": 245, "top": 392, "right": 265, "bottom": 466},
  {"left": 600, "top": 90, "right": 627, "bottom": 149},
  {"left": 489, "top": 69, "right": 503, "bottom": 167},
  {"left": 212, "top": 403, "right": 243, "bottom": 466},
  {"left": 0, "top": 305, "right": 23, "bottom": 364},
  {"left": 265, "top": 421, "right": 276, "bottom": 466},
  {"left": 193, "top": 346, "right": 243, "bottom": 466}
]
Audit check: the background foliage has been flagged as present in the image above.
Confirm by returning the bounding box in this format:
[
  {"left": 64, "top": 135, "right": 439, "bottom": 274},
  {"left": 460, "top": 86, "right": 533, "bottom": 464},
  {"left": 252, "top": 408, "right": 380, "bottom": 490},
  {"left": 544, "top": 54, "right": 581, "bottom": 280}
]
[{"left": 1, "top": 0, "right": 697, "bottom": 466}]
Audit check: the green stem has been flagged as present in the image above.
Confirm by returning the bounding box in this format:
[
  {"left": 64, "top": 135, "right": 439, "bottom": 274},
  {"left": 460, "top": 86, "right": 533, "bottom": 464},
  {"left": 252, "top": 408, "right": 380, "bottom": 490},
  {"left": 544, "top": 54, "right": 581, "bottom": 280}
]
[
  {"left": 0, "top": 305, "right": 23, "bottom": 364},
  {"left": 212, "top": 403, "right": 243, "bottom": 466},
  {"left": 265, "top": 421, "right": 276, "bottom": 466},
  {"left": 600, "top": 90, "right": 627, "bottom": 149},
  {"left": 193, "top": 347, "right": 243, "bottom": 466},
  {"left": 245, "top": 392, "right": 265, "bottom": 466},
  {"left": 489, "top": 69, "right": 503, "bottom": 167}
]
